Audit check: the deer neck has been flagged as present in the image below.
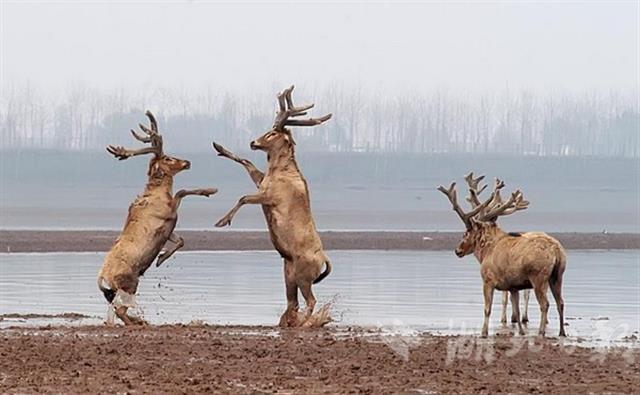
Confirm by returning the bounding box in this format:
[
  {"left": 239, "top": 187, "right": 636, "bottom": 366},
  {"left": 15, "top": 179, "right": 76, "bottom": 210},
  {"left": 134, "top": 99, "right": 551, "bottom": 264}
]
[
  {"left": 267, "top": 146, "right": 300, "bottom": 175},
  {"left": 474, "top": 225, "right": 507, "bottom": 262},
  {"left": 145, "top": 175, "right": 173, "bottom": 193}
]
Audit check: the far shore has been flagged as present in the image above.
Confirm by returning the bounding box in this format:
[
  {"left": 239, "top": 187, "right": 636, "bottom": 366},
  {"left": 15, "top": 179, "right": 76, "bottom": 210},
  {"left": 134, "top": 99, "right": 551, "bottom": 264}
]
[{"left": 0, "top": 230, "right": 638, "bottom": 253}]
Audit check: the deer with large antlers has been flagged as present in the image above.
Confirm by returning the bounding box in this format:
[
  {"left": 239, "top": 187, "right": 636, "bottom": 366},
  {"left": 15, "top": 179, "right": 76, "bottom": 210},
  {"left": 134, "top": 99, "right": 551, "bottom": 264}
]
[
  {"left": 464, "top": 173, "right": 531, "bottom": 325},
  {"left": 97, "top": 111, "right": 217, "bottom": 325},
  {"left": 212, "top": 86, "right": 332, "bottom": 328},
  {"left": 438, "top": 175, "right": 567, "bottom": 337}
]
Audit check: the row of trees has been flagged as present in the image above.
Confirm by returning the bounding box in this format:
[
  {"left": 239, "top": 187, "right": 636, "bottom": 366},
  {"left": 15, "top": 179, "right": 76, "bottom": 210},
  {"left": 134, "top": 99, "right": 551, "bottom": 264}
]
[{"left": 1, "top": 83, "right": 637, "bottom": 157}]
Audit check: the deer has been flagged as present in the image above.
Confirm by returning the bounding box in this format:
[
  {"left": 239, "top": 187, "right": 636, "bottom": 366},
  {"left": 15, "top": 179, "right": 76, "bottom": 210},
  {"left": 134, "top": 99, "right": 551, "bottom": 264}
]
[
  {"left": 212, "top": 85, "right": 332, "bottom": 328},
  {"left": 97, "top": 111, "right": 217, "bottom": 325},
  {"left": 463, "top": 172, "right": 531, "bottom": 325},
  {"left": 438, "top": 175, "right": 567, "bottom": 338}
]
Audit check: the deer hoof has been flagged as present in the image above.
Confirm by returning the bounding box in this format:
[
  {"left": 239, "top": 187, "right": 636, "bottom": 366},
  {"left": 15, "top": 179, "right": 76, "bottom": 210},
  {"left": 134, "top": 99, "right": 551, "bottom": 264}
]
[
  {"left": 215, "top": 218, "right": 231, "bottom": 227},
  {"left": 156, "top": 252, "right": 167, "bottom": 267}
]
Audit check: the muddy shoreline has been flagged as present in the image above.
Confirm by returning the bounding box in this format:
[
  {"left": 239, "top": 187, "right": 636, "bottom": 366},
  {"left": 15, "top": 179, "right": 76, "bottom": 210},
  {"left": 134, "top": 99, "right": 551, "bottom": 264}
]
[
  {"left": 0, "top": 230, "right": 638, "bottom": 253},
  {"left": 0, "top": 324, "right": 637, "bottom": 394}
]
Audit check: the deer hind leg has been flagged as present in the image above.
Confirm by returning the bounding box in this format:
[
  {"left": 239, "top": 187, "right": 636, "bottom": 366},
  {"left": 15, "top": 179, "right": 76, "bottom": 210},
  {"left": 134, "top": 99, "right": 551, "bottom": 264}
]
[
  {"left": 481, "top": 283, "right": 495, "bottom": 338},
  {"left": 510, "top": 290, "right": 525, "bottom": 335},
  {"left": 500, "top": 291, "right": 508, "bottom": 324},
  {"left": 532, "top": 278, "right": 550, "bottom": 337},
  {"left": 114, "top": 306, "right": 146, "bottom": 326},
  {"left": 112, "top": 281, "right": 146, "bottom": 326},
  {"left": 522, "top": 289, "right": 530, "bottom": 324},
  {"left": 299, "top": 281, "right": 317, "bottom": 325},
  {"left": 279, "top": 260, "right": 301, "bottom": 328},
  {"left": 510, "top": 291, "right": 519, "bottom": 323},
  {"left": 550, "top": 276, "right": 566, "bottom": 337},
  {"left": 115, "top": 306, "right": 134, "bottom": 325}
]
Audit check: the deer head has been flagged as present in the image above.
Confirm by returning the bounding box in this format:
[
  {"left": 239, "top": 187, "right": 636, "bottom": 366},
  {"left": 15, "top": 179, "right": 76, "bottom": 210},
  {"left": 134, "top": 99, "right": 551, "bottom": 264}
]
[
  {"left": 438, "top": 174, "right": 530, "bottom": 258},
  {"left": 249, "top": 86, "right": 332, "bottom": 154},
  {"left": 106, "top": 111, "right": 191, "bottom": 179}
]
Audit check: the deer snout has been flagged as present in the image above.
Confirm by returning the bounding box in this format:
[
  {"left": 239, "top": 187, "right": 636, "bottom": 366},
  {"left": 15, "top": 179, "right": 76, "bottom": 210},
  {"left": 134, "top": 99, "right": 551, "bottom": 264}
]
[
  {"left": 250, "top": 140, "right": 259, "bottom": 150},
  {"left": 183, "top": 160, "right": 191, "bottom": 170},
  {"left": 455, "top": 248, "right": 465, "bottom": 258}
]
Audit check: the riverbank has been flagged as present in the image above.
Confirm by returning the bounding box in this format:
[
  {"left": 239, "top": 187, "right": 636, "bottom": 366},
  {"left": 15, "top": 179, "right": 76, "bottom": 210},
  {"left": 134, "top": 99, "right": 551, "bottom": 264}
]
[{"left": 0, "top": 230, "right": 638, "bottom": 253}]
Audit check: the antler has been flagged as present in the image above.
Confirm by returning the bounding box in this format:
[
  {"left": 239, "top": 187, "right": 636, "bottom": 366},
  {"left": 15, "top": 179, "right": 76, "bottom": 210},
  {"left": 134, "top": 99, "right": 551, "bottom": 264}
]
[
  {"left": 437, "top": 182, "right": 495, "bottom": 229},
  {"left": 272, "top": 85, "right": 332, "bottom": 132},
  {"left": 465, "top": 173, "right": 509, "bottom": 216},
  {"left": 440, "top": 173, "right": 529, "bottom": 226},
  {"left": 107, "top": 111, "right": 164, "bottom": 160},
  {"left": 477, "top": 188, "right": 530, "bottom": 222},
  {"left": 464, "top": 172, "right": 487, "bottom": 207}
]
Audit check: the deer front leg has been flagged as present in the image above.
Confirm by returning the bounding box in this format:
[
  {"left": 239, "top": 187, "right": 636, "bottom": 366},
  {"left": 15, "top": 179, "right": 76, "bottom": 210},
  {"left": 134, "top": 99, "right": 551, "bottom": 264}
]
[
  {"left": 215, "top": 193, "right": 269, "bottom": 227},
  {"left": 213, "top": 142, "right": 265, "bottom": 188},
  {"left": 156, "top": 233, "right": 184, "bottom": 267},
  {"left": 174, "top": 188, "right": 218, "bottom": 210}
]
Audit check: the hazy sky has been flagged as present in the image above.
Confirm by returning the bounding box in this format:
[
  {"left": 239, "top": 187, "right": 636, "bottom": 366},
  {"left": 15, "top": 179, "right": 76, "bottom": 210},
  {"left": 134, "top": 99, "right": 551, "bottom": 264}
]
[{"left": 2, "top": 1, "right": 638, "bottom": 93}]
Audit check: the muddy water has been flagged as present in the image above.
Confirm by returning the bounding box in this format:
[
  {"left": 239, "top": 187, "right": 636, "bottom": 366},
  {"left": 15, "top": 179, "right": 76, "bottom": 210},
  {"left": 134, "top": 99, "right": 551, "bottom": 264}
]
[{"left": 0, "top": 250, "right": 638, "bottom": 341}]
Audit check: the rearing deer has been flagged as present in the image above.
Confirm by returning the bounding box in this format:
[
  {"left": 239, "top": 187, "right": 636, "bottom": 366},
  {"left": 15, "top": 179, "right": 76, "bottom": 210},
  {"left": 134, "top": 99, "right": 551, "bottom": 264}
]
[
  {"left": 212, "top": 86, "right": 332, "bottom": 328},
  {"left": 438, "top": 175, "right": 567, "bottom": 337},
  {"left": 97, "top": 111, "right": 217, "bottom": 325},
  {"left": 463, "top": 172, "right": 531, "bottom": 325}
]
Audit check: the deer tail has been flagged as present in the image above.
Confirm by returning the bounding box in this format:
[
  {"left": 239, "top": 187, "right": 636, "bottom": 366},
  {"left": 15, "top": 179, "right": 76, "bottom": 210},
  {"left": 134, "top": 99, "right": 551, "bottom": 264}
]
[{"left": 313, "top": 260, "right": 332, "bottom": 284}]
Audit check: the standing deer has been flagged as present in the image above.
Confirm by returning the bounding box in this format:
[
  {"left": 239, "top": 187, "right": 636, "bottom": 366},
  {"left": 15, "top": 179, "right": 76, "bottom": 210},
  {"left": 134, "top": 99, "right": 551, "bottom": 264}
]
[
  {"left": 98, "top": 111, "right": 217, "bottom": 325},
  {"left": 463, "top": 173, "right": 531, "bottom": 325},
  {"left": 212, "top": 86, "right": 332, "bottom": 328},
  {"left": 438, "top": 175, "right": 567, "bottom": 337}
]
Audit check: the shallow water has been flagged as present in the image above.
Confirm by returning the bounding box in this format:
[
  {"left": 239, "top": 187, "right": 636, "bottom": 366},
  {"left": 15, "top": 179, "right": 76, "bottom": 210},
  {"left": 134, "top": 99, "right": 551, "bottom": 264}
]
[{"left": 0, "top": 250, "right": 638, "bottom": 341}]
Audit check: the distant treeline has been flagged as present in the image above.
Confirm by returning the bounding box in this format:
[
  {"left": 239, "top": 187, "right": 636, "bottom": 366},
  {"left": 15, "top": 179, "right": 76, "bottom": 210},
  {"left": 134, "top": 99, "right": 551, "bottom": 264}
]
[{"left": 1, "top": 83, "right": 638, "bottom": 157}]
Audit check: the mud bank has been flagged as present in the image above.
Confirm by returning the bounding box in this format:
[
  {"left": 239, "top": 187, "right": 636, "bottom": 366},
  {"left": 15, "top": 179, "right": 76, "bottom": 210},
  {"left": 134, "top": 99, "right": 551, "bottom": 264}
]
[
  {"left": 1, "top": 325, "right": 638, "bottom": 394},
  {"left": 1, "top": 230, "right": 638, "bottom": 253}
]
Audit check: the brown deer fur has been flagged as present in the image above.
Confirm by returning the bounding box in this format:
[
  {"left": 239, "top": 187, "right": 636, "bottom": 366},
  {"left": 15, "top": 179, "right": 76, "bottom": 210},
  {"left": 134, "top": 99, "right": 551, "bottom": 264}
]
[
  {"left": 439, "top": 175, "right": 567, "bottom": 337},
  {"left": 462, "top": 173, "right": 532, "bottom": 326},
  {"left": 213, "top": 86, "right": 332, "bottom": 328},
  {"left": 97, "top": 111, "right": 217, "bottom": 325}
]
